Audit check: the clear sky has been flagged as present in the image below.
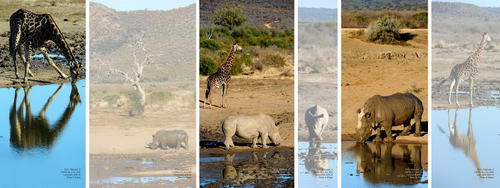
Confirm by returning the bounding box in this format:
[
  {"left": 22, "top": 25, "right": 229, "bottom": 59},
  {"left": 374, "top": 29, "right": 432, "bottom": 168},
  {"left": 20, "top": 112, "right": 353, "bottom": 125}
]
[
  {"left": 435, "top": 0, "right": 500, "bottom": 7},
  {"left": 91, "top": 0, "right": 195, "bottom": 11},
  {"left": 299, "top": 0, "right": 337, "bottom": 9}
]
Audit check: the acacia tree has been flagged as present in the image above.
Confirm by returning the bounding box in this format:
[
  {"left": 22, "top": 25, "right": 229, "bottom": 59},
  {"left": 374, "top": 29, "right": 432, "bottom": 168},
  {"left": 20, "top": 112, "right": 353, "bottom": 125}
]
[
  {"left": 213, "top": 8, "right": 246, "bottom": 29},
  {"left": 99, "top": 32, "right": 160, "bottom": 116}
]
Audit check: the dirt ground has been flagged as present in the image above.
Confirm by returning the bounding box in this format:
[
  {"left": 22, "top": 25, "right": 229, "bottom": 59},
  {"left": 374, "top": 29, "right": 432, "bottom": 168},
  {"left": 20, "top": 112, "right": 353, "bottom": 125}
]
[
  {"left": 90, "top": 83, "right": 196, "bottom": 187},
  {"left": 298, "top": 73, "right": 337, "bottom": 142},
  {"left": 0, "top": 0, "right": 85, "bottom": 88},
  {"left": 199, "top": 76, "right": 294, "bottom": 149},
  {"left": 341, "top": 29, "right": 429, "bottom": 144}
]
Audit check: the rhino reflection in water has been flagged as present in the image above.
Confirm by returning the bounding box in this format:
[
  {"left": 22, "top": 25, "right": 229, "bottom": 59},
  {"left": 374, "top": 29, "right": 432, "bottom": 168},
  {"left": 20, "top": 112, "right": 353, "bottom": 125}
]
[
  {"left": 9, "top": 83, "right": 81, "bottom": 151},
  {"left": 221, "top": 151, "right": 287, "bottom": 186},
  {"left": 351, "top": 143, "right": 426, "bottom": 185},
  {"left": 447, "top": 107, "right": 482, "bottom": 178},
  {"left": 304, "top": 141, "right": 336, "bottom": 177}
]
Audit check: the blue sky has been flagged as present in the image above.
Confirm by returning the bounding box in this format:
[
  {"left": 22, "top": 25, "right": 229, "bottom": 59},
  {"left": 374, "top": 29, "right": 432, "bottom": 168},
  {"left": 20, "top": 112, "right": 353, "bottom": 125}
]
[
  {"left": 299, "top": 0, "right": 337, "bottom": 9},
  {"left": 91, "top": 0, "right": 195, "bottom": 11},
  {"left": 435, "top": 0, "right": 500, "bottom": 7}
]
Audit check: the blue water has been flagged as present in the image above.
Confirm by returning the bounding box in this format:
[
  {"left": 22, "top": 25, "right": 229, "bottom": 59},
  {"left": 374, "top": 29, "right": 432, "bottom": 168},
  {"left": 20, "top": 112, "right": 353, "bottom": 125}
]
[
  {"left": 432, "top": 106, "right": 500, "bottom": 188},
  {"left": 0, "top": 81, "right": 86, "bottom": 188},
  {"left": 298, "top": 141, "right": 337, "bottom": 187},
  {"left": 342, "top": 141, "right": 428, "bottom": 188},
  {"left": 94, "top": 176, "right": 188, "bottom": 184}
]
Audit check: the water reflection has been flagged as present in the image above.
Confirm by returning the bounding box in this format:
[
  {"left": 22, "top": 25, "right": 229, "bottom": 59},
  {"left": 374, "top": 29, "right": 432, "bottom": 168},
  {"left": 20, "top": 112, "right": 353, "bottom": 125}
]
[
  {"left": 9, "top": 83, "right": 81, "bottom": 151},
  {"left": 303, "top": 141, "right": 336, "bottom": 177},
  {"left": 200, "top": 150, "right": 294, "bottom": 187},
  {"left": 346, "top": 143, "right": 427, "bottom": 185},
  {"left": 446, "top": 106, "right": 482, "bottom": 178}
]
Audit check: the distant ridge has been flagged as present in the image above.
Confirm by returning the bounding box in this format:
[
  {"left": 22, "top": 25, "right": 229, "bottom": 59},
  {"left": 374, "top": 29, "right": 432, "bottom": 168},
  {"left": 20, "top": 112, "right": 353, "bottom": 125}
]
[
  {"left": 299, "top": 8, "right": 337, "bottom": 22},
  {"left": 342, "top": 0, "right": 427, "bottom": 10}
]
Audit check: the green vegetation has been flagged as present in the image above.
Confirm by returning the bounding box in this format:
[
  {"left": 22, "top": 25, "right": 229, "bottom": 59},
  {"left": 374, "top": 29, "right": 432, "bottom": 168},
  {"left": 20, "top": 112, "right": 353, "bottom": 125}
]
[
  {"left": 365, "top": 15, "right": 401, "bottom": 44},
  {"left": 200, "top": 8, "right": 293, "bottom": 76},
  {"left": 214, "top": 8, "right": 247, "bottom": 29},
  {"left": 342, "top": 10, "right": 428, "bottom": 28}
]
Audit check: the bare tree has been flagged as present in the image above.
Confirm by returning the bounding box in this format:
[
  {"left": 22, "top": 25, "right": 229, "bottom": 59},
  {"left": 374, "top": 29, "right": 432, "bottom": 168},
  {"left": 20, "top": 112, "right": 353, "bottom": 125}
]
[{"left": 98, "top": 31, "right": 161, "bottom": 116}]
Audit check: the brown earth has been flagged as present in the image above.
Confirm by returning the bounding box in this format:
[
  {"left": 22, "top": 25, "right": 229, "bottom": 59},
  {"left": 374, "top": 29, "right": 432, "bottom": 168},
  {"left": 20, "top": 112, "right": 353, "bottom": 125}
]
[
  {"left": 90, "top": 83, "right": 196, "bottom": 187},
  {"left": 0, "top": 0, "right": 85, "bottom": 88},
  {"left": 199, "top": 76, "right": 294, "bottom": 149},
  {"left": 341, "top": 29, "right": 429, "bottom": 144}
]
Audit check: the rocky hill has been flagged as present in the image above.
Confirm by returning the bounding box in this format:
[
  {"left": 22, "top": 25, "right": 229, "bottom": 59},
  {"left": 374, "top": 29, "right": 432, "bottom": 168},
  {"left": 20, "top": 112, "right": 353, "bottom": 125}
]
[{"left": 90, "top": 2, "right": 195, "bottom": 83}]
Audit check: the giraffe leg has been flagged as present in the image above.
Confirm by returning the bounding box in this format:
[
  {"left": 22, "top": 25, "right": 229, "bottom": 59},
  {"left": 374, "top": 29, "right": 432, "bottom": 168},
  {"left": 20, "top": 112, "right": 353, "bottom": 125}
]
[
  {"left": 469, "top": 78, "right": 474, "bottom": 106},
  {"left": 11, "top": 49, "right": 19, "bottom": 79},
  {"left": 22, "top": 46, "right": 34, "bottom": 78},
  {"left": 17, "top": 46, "right": 29, "bottom": 82},
  {"left": 455, "top": 79, "right": 461, "bottom": 106},
  {"left": 220, "top": 84, "right": 225, "bottom": 108},
  {"left": 448, "top": 79, "right": 455, "bottom": 104},
  {"left": 41, "top": 48, "right": 68, "bottom": 79}
]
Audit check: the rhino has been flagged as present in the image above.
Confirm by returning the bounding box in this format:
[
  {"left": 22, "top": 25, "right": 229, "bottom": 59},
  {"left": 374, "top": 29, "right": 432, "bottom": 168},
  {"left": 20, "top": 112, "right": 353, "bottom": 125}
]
[
  {"left": 356, "top": 93, "right": 423, "bottom": 143},
  {"left": 305, "top": 105, "right": 329, "bottom": 141},
  {"left": 222, "top": 114, "right": 282, "bottom": 149},
  {"left": 146, "top": 130, "right": 188, "bottom": 150}
]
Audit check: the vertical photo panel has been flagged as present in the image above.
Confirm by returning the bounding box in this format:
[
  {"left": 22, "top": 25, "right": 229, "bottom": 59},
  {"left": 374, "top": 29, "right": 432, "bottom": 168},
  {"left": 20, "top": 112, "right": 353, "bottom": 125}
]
[
  {"left": 198, "top": 0, "right": 295, "bottom": 187},
  {"left": 297, "top": 0, "right": 338, "bottom": 187},
  {"left": 432, "top": 0, "right": 500, "bottom": 187},
  {"left": 89, "top": 0, "right": 196, "bottom": 187},
  {"left": 0, "top": 0, "right": 86, "bottom": 187},
  {"left": 341, "top": 0, "right": 429, "bottom": 187}
]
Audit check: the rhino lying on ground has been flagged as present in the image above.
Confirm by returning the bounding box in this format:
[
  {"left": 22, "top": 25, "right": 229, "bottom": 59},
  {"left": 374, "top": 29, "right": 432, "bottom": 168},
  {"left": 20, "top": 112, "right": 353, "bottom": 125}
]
[
  {"left": 305, "top": 105, "right": 329, "bottom": 141},
  {"left": 146, "top": 130, "right": 188, "bottom": 150},
  {"left": 357, "top": 93, "right": 423, "bottom": 143},
  {"left": 222, "top": 114, "right": 282, "bottom": 149}
]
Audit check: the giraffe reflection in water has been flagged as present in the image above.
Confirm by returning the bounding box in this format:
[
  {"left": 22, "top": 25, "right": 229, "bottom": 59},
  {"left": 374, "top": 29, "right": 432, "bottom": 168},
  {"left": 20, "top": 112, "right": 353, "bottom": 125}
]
[
  {"left": 9, "top": 83, "right": 81, "bottom": 151},
  {"left": 447, "top": 106, "right": 483, "bottom": 178}
]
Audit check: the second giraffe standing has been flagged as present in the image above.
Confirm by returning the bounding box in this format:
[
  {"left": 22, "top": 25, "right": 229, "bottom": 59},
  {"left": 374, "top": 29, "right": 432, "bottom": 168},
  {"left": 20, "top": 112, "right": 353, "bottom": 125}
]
[{"left": 205, "top": 43, "right": 242, "bottom": 108}]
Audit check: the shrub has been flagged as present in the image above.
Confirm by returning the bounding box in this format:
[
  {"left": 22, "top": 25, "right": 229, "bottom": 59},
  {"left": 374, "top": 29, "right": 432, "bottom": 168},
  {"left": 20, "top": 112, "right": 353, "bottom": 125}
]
[
  {"left": 200, "top": 56, "right": 217, "bottom": 75},
  {"left": 411, "top": 12, "right": 428, "bottom": 28},
  {"left": 213, "top": 8, "right": 247, "bottom": 29},
  {"left": 200, "top": 39, "right": 220, "bottom": 51},
  {"left": 365, "top": 15, "right": 401, "bottom": 44}
]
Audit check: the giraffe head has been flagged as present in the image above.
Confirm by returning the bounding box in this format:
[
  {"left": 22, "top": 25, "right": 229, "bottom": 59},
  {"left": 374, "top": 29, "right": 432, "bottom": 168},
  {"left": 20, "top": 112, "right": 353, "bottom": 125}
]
[
  {"left": 69, "top": 60, "right": 82, "bottom": 83},
  {"left": 482, "top": 32, "right": 495, "bottom": 50},
  {"left": 232, "top": 43, "right": 242, "bottom": 52}
]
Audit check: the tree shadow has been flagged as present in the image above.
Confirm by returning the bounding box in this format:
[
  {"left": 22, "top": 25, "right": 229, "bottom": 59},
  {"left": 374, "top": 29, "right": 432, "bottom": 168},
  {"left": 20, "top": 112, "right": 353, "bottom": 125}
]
[
  {"left": 398, "top": 32, "right": 417, "bottom": 42},
  {"left": 199, "top": 99, "right": 224, "bottom": 109}
]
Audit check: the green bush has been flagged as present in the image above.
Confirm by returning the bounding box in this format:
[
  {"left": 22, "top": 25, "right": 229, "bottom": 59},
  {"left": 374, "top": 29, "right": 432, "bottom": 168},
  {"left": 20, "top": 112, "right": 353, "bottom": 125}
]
[
  {"left": 200, "top": 56, "right": 217, "bottom": 75},
  {"left": 213, "top": 8, "right": 247, "bottom": 29},
  {"left": 365, "top": 15, "right": 401, "bottom": 44},
  {"left": 200, "top": 39, "right": 220, "bottom": 51},
  {"left": 411, "top": 12, "right": 427, "bottom": 28}
]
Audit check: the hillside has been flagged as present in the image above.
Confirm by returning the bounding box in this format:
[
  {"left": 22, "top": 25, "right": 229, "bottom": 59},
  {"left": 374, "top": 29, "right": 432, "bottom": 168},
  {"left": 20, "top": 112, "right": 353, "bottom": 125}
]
[
  {"left": 432, "top": 2, "right": 500, "bottom": 45},
  {"left": 298, "top": 8, "right": 337, "bottom": 23},
  {"left": 342, "top": 0, "right": 427, "bottom": 10},
  {"left": 90, "top": 2, "right": 196, "bottom": 83},
  {"left": 200, "top": 0, "right": 293, "bottom": 29}
]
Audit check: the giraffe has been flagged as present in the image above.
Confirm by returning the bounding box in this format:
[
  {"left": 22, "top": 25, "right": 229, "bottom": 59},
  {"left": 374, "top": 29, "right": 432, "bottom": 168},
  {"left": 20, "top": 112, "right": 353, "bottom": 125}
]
[
  {"left": 9, "top": 9, "right": 82, "bottom": 83},
  {"left": 204, "top": 43, "right": 242, "bottom": 108},
  {"left": 438, "top": 32, "right": 492, "bottom": 105}
]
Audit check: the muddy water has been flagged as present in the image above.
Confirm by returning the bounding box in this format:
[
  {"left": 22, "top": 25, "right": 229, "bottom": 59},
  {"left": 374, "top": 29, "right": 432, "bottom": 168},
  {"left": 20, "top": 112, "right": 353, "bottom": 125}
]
[
  {"left": 342, "top": 141, "right": 428, "bottom": 188},
  {"left": 0, "top": 81, "right": 85, "bottom": 187},
  {"left": 432, "top": 106, "right": 500, "bottom": 187},
  {"left": 298, "top": 141, "right": 337, "bottom": 187},
  {"left": 200, "top": 148, "right": 294, "bottom": 187}
]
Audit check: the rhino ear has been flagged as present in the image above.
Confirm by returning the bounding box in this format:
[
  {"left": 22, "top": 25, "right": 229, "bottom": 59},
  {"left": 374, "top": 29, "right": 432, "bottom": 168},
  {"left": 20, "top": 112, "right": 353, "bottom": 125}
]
[{"left": 356, "top": 108, "right": 361, "bottom": 114}]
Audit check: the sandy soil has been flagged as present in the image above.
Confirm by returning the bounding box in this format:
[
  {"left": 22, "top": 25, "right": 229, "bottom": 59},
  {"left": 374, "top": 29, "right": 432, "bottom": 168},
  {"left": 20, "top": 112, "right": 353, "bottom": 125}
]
[
  {"left": 199, "top": 76, "right": 294, "bottom": 149},
  {"left": 0, "top": 1, "right": 85, "bottom": 88},
  {"left": 341, "top": 29, "right": 429, "bottom": 144},
  {"left": 90, "top": 83, "right": 196, "bottom": 187},
  {"left": 298, "top": 73, "right": 338, "bottom": 142}
]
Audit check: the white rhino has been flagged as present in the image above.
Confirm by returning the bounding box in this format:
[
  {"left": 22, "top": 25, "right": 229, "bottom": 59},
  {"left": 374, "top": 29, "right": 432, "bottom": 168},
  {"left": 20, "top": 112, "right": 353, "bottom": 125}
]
[{"left": 305, "top": 105, "right": 329, "bottom": 141}]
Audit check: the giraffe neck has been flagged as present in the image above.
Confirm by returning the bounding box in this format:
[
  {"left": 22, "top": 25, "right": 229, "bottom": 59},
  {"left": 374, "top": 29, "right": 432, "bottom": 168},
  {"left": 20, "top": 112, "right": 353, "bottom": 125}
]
[
  {"left": 219, "top": 47, "right": 237, "bottom": 73},
  {"left": 47, "top": 15, "right": 77, "bottom": 64},
  {"left": 467, "top": 36, "right": 488, "bottom": 65}
]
